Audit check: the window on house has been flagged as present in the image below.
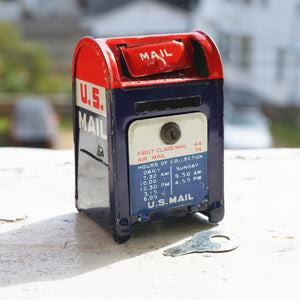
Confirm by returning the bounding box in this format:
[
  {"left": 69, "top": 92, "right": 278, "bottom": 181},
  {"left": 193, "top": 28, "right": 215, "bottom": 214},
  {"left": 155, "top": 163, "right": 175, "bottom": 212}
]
[
  {"left": 296, "top": 3, "right": 300, "bottom": 18},
  {"left": 240, "top": 36, "right": 251, "bottom": 69},
  {"left": 218, "top": 31, "right": 232, "bottom": 63},
  {"left": 218, "top": 32, "right": 252, "bottom": 70},
  {"left": 276, "top": 48, "right": 285, "bottom": 81}
]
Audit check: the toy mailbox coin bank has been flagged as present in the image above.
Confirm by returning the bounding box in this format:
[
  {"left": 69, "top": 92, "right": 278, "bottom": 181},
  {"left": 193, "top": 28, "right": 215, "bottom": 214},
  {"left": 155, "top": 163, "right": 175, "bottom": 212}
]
[{"left": 72, "top": 31, "right": 224, "bottom": 243}]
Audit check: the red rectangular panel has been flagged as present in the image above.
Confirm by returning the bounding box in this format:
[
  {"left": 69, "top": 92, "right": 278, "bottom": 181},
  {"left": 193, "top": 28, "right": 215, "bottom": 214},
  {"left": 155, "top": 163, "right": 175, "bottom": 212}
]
[{"left": 120, "top": 40, "right": 192, "bottom": 77}]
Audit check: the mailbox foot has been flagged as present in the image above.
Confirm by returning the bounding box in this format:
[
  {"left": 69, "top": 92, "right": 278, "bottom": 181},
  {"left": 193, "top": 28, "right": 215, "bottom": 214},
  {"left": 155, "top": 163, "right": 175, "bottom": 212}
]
[
  {"left": 113, "top": 221, "right": 131, "bottom": 243},
  {"left": 113, "top": 231, "right": 131, "bottom": 244}
]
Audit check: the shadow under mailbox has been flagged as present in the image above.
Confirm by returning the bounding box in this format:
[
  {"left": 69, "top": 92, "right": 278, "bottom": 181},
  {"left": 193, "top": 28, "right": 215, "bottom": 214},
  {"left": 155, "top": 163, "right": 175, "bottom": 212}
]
[{"left": 0, "top": 212, "right": 215, "bottom": 287}]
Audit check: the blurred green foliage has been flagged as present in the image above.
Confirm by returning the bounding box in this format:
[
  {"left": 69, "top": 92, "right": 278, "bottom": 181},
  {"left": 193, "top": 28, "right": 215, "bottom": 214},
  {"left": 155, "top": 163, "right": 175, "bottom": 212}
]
[
  {"left": 270, "top": 120, "right": 300, "bottom": 148},
  {"left": 60, "top": 115, "right": 73, "bottom": 129},
  {"left": 0, "top": 116, "right": 10, "bottom": 146},
  {"left": 0, "top": 22, "right": 70, "bottom": 94}
]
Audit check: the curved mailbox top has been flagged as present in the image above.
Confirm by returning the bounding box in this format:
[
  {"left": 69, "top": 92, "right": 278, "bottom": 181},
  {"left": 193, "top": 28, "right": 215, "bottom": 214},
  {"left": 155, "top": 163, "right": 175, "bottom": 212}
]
[{"left": 72, "top": 31, "right": 223, "bottom": 90}]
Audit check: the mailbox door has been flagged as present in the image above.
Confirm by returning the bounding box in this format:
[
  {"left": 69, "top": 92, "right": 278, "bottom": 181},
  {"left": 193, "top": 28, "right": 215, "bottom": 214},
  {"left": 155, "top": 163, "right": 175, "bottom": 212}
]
[{"left": 128, "top": 112, "right": 208, "bottom": 221}]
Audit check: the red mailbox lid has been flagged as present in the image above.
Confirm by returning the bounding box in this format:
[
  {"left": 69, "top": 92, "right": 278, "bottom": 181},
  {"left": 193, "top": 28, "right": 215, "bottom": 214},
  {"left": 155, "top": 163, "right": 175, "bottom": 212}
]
[
  {"left": 119, "top": 40, "right": 192, "bottom": 77},
  {"left": 73, "top": 32, "right": 223, "bottom": 89}
]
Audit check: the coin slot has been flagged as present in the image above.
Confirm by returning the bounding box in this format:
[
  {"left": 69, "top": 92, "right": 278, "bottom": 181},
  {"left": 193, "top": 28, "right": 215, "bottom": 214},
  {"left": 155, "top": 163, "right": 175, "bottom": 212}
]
[{"left": 135, "top": 96, "right": 201, "bottom": 113}]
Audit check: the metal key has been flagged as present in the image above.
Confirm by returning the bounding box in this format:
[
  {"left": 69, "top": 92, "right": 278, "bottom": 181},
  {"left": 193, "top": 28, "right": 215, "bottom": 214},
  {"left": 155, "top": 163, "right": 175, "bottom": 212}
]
[{"left": 163, "top": 230, "right": 239, "bottom": 257}]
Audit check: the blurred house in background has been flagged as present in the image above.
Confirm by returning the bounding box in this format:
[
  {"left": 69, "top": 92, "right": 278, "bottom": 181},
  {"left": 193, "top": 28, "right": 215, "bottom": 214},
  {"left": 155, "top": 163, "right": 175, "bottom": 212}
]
[
  {"left": 79, "top": 0, "right": 300, "bottom": 108},
  {"left": 80, "top": 0, "right": 189, "bottom": 36},
  {"left": 21, "top": 0, "right": 79, "bottom": 18},
  {"left": 1, "top": 0, "right": 299, "bottom": 149},
  {"left": 192, "top": 0, "right": 300, "bottom": 107},
  {"left": 2, "top": 0, "right": 300, "bottom": 108},
  {"left": 2, "top": 0, "right": 198, "bottom": 77}
]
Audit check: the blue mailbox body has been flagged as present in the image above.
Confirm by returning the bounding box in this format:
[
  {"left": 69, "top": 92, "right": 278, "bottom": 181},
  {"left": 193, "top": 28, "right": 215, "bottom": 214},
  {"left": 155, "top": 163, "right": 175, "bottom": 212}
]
[{"left": 72, "top": 31, "right": 224, "bottom": 243}]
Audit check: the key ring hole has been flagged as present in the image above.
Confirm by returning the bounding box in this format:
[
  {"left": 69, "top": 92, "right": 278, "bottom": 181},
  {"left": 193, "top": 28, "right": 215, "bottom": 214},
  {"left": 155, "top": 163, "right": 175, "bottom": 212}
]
[{"left": 210, "top": 234, "right": 230, "bottom": 244}]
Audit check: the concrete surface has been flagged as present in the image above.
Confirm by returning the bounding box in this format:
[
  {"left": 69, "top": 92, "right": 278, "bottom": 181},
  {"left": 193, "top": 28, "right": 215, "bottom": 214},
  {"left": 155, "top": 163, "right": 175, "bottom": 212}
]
[{"left": 0, "top": 147, "right": 299, "bottom": 299}]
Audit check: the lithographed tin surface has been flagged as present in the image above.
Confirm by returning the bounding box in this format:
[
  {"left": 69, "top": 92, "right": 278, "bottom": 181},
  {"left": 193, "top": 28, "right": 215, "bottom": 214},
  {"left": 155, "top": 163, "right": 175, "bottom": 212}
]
[
  {"left": 128, "top": 112, "right": 208, "bottom": 220},
  {"left": 72, "top": 31, "right": 224, "bottom": 242}
]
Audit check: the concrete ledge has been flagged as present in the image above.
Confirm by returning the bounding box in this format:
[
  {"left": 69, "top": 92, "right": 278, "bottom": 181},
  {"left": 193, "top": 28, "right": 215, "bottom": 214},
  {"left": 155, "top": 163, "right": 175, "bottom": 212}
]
[{"left": 0, "top": 148, "right": 299, "bottom": 299}]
